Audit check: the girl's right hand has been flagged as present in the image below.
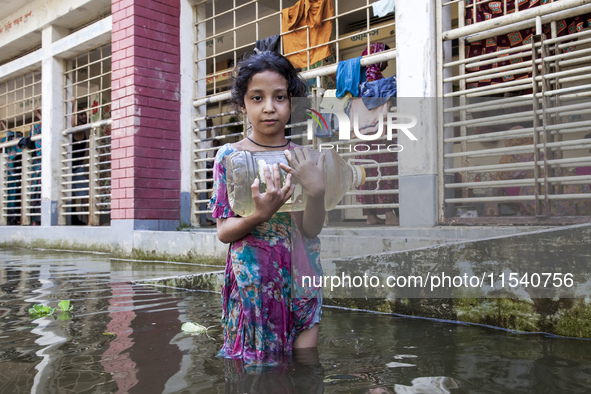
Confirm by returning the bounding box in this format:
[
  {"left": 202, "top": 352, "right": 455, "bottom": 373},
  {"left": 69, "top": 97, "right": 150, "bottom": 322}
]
[{"left": 251, "top": 163, "right": 292, "bottom": 221}]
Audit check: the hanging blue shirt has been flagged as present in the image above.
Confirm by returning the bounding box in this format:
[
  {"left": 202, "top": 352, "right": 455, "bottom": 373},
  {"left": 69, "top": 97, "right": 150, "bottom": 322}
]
[{"left": 336, "top": 56, "right": 361, "bottom": 98}]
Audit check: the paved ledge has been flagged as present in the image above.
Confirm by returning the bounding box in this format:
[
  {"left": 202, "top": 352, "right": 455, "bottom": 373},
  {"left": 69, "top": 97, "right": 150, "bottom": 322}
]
[
  {"left": 318, "top": 225, "right": 549, "bottom": 258},
  {"left": 322, "top": 223, "right": 591, "bottom": 338},
  {"left": 133, "top": 223, "right": 591, "bottom": 338},
  {"left": 0, "top": 223, "right": 549, "bottom": 261}
]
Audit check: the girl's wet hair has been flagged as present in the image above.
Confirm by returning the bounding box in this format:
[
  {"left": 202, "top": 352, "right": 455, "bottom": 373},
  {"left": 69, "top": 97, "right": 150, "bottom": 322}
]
[{"left": 231, "top": 51, "right": 307, "bottom": 110}]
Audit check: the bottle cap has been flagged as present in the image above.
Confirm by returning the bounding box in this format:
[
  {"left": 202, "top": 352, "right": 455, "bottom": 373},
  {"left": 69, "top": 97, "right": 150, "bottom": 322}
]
[{"left": 351, "top": 164, "right": 366, "bottom": 187}]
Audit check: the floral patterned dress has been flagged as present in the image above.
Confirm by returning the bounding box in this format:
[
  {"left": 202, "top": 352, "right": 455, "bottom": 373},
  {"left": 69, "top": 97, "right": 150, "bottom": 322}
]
[{"left": 209, "top": 143, "right": 322, "bottom": 365}]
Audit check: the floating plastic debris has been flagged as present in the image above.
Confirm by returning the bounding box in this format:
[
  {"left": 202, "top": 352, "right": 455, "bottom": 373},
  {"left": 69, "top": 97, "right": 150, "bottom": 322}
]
[{"left": 181, "top": 322, "right": 214, "bottom": 336}]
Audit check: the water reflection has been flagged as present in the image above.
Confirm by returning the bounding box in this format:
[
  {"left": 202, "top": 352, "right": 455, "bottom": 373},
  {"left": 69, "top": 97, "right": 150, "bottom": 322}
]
[
  {"left": 101, "top": 282, "right": 139, "bottom": 392},
  {"left": 0, "top": 259, "right": 43, "bottom": 392},
  {"left": 223, "top": 348, "right": 325, "bottom": 393},
  {"left": 2, "top": 249, "right": 591, "bottom": 393},
  {"left": 366, "top": 377, "right": 460, "bottom": 394},
  {"left": 126, "top": 287, "right": 183, "bottom": 393},
  {"left": 29, "top": 262, "right": 68, "bottom": 393},
  {"left": 0, "top": 250, "right": 204, "bottom": 393}
]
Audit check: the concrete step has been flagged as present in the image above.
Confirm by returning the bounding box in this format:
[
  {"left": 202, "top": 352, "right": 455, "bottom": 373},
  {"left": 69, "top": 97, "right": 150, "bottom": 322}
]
[
  {"left": 318, "top": 225, "right": 550, "bottom": 258},
  {"left": 321, "top": 223, "right": 591, "bottom": 338},
  {"left": 136, "top": 223, "right": 591, "bottom": 338}
]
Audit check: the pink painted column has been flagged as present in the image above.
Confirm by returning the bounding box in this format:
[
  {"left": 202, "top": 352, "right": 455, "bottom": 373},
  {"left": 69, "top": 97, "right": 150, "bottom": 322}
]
[{"left": 110, "top": 0, "right": 181, "bottom": 230}]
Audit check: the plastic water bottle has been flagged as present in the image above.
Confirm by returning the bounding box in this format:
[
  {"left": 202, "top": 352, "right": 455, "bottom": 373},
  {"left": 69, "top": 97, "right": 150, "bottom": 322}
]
[{"left": 226, "top": 149, "right": 371, "bottom": 216}]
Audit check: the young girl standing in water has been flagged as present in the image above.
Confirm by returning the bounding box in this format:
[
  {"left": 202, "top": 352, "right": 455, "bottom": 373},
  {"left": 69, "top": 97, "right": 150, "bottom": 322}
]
[{"left": 209, "top": 51, "right": 325, "bottom": 363}]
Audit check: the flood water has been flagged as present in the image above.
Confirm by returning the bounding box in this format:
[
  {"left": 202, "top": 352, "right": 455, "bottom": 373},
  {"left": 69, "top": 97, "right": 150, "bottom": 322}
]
[{"left": 1, "top": 248, "right": 591, "bottom": 393}]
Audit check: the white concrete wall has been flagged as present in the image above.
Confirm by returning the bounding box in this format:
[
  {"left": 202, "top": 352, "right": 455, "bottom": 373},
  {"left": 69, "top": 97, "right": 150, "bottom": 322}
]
[
  {"left": 1, "top": 0, "right": 112, "bottom": 226},
  {"left": 0, "top": 0, "right": 111, "bottom": 62},
  {"left": 41, "top": 25, "right": 68, "bottom": 226},
  {"left": 395, "top": 0, "right": 439, "bottom": 227},
  {"left": 180, "top": 0, "right": 197, "bottom": 226}
]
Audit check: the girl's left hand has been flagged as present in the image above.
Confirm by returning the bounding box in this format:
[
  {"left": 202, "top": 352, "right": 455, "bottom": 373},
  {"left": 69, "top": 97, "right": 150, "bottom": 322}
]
[{"left": 280, "top": 148, "right": 325, "bottom": 199}]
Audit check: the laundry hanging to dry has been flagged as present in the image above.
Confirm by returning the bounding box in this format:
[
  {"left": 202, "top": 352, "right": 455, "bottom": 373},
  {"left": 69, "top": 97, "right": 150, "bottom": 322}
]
[{"left": 281, "top": 0, "right": 334, "bottom": 69}]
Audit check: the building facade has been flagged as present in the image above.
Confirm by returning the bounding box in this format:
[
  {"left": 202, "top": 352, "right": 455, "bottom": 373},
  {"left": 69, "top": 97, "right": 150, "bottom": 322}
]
[{"left": 0, "top": 0, "right": 589, "bottom": 242}]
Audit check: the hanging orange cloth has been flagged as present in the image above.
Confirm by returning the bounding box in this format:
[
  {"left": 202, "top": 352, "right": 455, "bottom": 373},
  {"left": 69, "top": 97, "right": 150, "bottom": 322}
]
[{"left": 281, "top": 0, "right": 333, "bottom": 69}]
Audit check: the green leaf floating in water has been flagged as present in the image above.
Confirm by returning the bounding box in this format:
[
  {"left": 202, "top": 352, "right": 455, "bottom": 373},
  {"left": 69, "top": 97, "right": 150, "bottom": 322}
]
[
  {"left": 181, "top": 322, "right": 214, "bottom": 335},
  {"left": 29, "top": 301, "right": 73, "bottom": 320},
  {"left": 58, "top": 300, "right": 73, "bottom": 312},
  {"left": 28, "top": 304, "right": 56, "bottom": 318}
]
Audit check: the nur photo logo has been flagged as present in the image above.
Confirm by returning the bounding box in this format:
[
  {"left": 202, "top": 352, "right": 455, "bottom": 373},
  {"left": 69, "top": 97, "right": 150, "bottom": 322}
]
[{"left": 303, "top": 100, "right": 419, "bottom": 153}]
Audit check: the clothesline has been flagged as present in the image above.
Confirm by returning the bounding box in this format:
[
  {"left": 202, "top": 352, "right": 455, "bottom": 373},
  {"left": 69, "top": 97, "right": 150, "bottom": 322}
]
[{"left": 193, "top": 48, "right": 397, "bottom": 107}]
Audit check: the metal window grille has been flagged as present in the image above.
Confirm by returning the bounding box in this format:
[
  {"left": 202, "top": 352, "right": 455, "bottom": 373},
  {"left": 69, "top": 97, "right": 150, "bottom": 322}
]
[
  {"left": 437, "top": 0, "right": 591, "bottom": 224},
  {"left": 0, "top": 70, "right": 42, "bottom": 225},
  {"left": 192, "top": 0, "right": 398, "bottom": 226},
  {"left": 60, "top": 43, "right": 112, "bottom": 226}
]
